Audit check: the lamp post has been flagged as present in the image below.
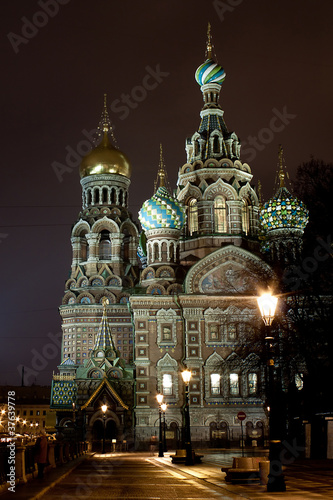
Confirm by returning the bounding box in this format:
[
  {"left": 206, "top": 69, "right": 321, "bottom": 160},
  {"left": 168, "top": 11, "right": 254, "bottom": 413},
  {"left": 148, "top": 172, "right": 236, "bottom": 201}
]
[
  {"left": 101, "top": 404, "right": 107, "bottom": 454},
  {"left": 156, "top": 394, "right": 164, "bottom": 457},
  {"left": 257, "top": 292, "right": 286, "bottom": 492},
  {"left": 181, "top": 369, "right": 193, "bottom": 465},
  {"left": 161, "top": 403, "right": 167, "bottom": 452}
]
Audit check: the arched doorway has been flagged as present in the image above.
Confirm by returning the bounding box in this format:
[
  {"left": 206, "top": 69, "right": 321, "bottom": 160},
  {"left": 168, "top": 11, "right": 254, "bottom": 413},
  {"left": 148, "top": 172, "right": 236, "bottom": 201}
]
[
  {"left": 106, "top": 419, "right": 117, "bottom": 440},
  {"left": 246, "top": 420, "right": 264, "bottom": 448},
  {"left": 210, "top": 421, "right": 229, "bottom": 448},
  {"left": 91, "top": 418, "right": 118, "bottom": 452},
  {"left": 165, "top": 421, "right": 180, "bottom": 450}
]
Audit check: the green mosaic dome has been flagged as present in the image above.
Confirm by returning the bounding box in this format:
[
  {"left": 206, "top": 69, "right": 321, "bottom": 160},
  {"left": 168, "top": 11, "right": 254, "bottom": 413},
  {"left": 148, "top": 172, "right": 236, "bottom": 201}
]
[
  {"left": 260, "top": 186, "right": 309, "bottom": 231},
  {"left": 139, "top": 186, "right": 185, "bottom": 231}
]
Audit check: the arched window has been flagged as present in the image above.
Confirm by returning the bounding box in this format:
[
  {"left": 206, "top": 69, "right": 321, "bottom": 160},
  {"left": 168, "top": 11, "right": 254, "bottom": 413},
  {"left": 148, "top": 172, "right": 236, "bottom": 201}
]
[
  {"left": 188, "top": 199, "right": 198, "bottom": 235},
  {"left": 213, "top": 136, "right": 220, "bottom": 153},
  {"left": 248, "top": 373, "right": 258, "bottom": 395},
  {"left": 122, "top": 231, "right": 130, "bottom": 262},
  {"left": 87, "top": 190, "right": 92, "bottom": 206},
  {"left": 161, "top": 242, "right": 168, "bottom": 262},
  {"left": 111, "top": 188, "right": 116, "bottom": 204},
  {"left": 80, "top": 235, "right": 88, "bottom": 261},
  {"left": 242, "top": 199, "right": 250, "bottom": 235},
  {"left": 153, "top": 242, "right": 159, "bottom": 262},
  {"left": 229, "top": 373, "right": 239, "bottom": 395},
  {"left": 99, "top": 230, "right": 111, "bottom": 260},
  {"left": 93, "top": 188, "right": 99, "bottom": 205},
  {"left": 214, "top": 196, "right": 227, "bottom": 233},
  {"left": 163, "top": 374, "right": 173, "bottom": 395},
  {"left": 210, "top": 373, "right": 221, "bottom": 395},
  {"left": 102, "top": 187, "right": 108, "bottom": 204}
]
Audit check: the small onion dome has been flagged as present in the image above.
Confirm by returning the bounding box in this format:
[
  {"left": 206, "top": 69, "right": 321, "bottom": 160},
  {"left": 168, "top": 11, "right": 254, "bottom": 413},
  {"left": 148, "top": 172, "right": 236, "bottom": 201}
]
[
  {"left": 195, "top": 59, "right": 226, "bottom": 87},
  {"left": 139, "top": 186, "right": 186, "bottom": 231},
  {"left": 260, "top": 186, "right": 309, "bottom": 232},
  {"left": 80, "top": 131, "right": 131, "bottom": 179}
]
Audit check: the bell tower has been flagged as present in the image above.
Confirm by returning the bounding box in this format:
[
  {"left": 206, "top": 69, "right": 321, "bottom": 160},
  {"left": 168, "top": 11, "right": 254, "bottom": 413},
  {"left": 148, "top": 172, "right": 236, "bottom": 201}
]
[
  {"left": 177, "top": 24, "right": 260, "bottom": 265},
  {"left": 60, "top": 96, "right": 139, "bottom": 365}
]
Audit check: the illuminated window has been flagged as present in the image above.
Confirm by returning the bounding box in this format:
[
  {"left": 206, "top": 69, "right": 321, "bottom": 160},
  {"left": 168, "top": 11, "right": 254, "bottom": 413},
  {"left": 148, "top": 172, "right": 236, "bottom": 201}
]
[
  {"left": 248, "top": 373, "right": 258, "bottom": 395},
  {"left": 230, "top": 373, "right": 239, "bottom": 395},
  {"left": 163, "top": 374, "right": 172, "bottom": 395},
  {"left": 209, "top": 324, "right": 219, "bottom": 340},
  {"left": 214, "top": 196, "right": 227, "bottom": 233},
  {"left": 210, "top": 373, "right": 221, "bottom": 395},
  {"left": 99, "top": 231, "right": 111, "bottom": 259},
  {"left": 162, "top": 326, "right": 172, "bottom": 341},
  {"left": 188, "top": 199, "right": 198, "bottom": 235},
  {"left": 227, "top": 324, "right": 237, "bottom": 340}
]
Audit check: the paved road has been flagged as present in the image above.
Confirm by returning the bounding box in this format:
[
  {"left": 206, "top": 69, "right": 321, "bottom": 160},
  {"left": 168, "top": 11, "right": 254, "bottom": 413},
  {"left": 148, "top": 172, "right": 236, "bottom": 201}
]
[{"left": 44, "top": 452, "right": 244, "bottom": 500}]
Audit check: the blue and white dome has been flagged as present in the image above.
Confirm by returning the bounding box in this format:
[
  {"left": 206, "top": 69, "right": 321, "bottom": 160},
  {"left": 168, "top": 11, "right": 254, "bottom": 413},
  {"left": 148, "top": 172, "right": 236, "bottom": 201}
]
[
  {"left": 195, "top": 59, "right": 226, "bottom": 86},
  {"left": 139, "top": 186, "right": 185, "bottom": 231}
]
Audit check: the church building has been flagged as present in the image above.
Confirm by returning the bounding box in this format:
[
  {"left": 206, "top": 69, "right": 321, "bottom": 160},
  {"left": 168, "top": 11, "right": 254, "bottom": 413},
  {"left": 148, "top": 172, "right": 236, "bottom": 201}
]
[{"left": 50, "top": 27, "right": 308, "bottom": 450}]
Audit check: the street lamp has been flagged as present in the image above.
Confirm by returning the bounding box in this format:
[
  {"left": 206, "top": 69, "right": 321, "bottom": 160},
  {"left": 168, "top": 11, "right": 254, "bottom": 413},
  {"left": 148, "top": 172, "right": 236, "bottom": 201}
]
[
  {"left": 156, "top": 394, "right": 164, "bottom": 457},
  {"left": 257, "top": 292, "right": 286, "bottom": 492},
  {"left": 161, "top": 403, "right": 167, "bottom": 452},
  {"left": 181, "top": 369, "right": 193, "bottom": 465},
  {"left": 101, "top": 404, "right": 107, "bottom": 454}
]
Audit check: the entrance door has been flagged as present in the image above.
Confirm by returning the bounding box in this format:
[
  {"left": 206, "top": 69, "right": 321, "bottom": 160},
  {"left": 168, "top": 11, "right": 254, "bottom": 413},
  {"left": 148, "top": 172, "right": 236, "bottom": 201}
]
[{"left": 210, "top": 421, "right": 229, "bottom": 448}]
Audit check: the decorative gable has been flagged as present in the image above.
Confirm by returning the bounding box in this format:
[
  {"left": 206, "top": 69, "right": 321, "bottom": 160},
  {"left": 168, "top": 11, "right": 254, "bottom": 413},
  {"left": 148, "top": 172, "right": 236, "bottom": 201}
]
[{"left": 185, "top": 245, "right": 275, "bottom": 294}]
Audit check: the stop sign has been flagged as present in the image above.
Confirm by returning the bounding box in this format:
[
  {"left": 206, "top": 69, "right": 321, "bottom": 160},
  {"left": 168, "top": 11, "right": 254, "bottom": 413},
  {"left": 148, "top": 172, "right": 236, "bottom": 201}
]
[{"left": 237, "top": 411, "right": 246, "bottom": 421}]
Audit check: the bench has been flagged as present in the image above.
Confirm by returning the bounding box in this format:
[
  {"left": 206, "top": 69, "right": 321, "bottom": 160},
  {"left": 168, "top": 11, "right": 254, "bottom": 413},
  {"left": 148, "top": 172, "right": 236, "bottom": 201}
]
[
  {"left": 170, "top": 449, "right": 203, "bottom": 464},
  {"left": 223, "top": 456, "right": 269, "bottom": 484}
]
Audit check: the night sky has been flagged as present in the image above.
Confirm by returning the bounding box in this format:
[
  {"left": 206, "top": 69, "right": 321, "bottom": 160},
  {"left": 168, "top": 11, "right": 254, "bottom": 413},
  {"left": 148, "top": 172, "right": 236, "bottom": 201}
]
[{"left": 1, "top": 0, "right": 332, "bottom": 386}]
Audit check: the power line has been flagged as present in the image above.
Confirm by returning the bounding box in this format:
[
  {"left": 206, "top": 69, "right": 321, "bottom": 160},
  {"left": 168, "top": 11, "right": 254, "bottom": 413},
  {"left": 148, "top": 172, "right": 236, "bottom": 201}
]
[{"left": 0, "top": 224, "right": 72, "bottom": 228}]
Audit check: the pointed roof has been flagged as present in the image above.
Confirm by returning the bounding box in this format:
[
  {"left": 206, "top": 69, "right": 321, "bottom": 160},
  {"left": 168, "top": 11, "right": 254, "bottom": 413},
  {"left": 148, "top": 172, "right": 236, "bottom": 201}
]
[
  {"left": 153, "top": 144, "right": 171, "bottom": 194},
  {"left": 79, "top": 94, "right": 131, "bottom": 179},
  {"left": 81, "top": 376, "right": 128, "bottom": 410},
  {"left": 139, "top": 145, "right": 185, "bottom": 231},
  {"left": 195, "top": 23, "right": 226, "bottom": 87},
  {"left": 60, "top": 358, "right": 75, "bottom": 366},
  {"left": 93, "top": 297, "right": 116, "bottom": 352}
]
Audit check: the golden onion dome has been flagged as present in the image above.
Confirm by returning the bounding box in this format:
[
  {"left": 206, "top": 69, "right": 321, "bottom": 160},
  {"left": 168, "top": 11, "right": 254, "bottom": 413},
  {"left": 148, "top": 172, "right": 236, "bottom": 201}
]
[{"left": 80, "top": 131, "right": 131, "bottom": 179}]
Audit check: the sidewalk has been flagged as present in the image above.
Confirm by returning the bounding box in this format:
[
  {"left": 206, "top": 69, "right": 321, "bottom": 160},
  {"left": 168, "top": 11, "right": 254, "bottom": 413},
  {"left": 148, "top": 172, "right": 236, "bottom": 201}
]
[
  {"left": 153, "top": 452, "right": 333, "bottom": 499},
  {"left": 0, "top": 455, "right": 86, "bottom": 500}
]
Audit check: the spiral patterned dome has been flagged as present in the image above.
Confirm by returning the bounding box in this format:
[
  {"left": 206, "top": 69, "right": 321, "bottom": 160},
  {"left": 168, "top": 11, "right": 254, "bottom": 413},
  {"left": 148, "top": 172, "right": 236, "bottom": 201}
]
[
  {"left": 260, "top": 186, "right": 309, "bottom": 232},
  {"left": 139, "top": 186, "right": 185, "bottom": 231},
  {"left": 195, "top": 59, "right": 226, "bottom": 86}
]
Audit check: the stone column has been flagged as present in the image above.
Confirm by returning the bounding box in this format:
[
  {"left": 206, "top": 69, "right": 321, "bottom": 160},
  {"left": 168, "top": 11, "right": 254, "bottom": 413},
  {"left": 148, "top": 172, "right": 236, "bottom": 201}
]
[
  {"left": 16, "top": 445, "right": 27, "bottom": 484},
  {"left": 71, "top": 236, "right": 81, "bottom": 275}
]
